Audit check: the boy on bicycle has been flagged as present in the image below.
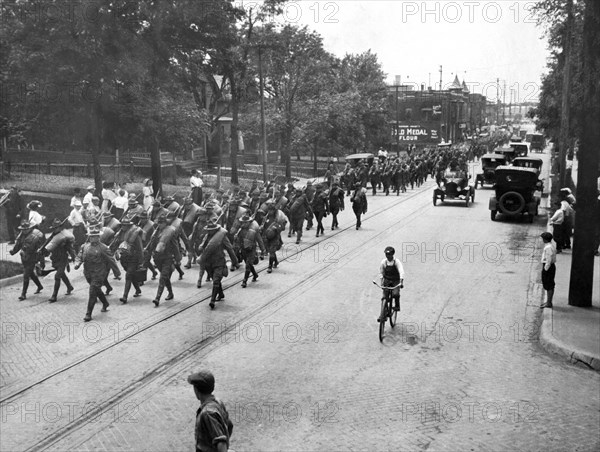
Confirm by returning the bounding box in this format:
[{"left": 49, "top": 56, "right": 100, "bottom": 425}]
[{"left": 380, "top": 246, "right": 404, "bottom": 312}]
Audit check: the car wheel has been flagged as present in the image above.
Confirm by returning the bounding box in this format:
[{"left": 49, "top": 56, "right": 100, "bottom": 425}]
[
  {"left": 498, "top": 191, "right": 525, "bottom": 215},
  {"left": 490, "top": 210, "right": 497, "bottom": 221}
]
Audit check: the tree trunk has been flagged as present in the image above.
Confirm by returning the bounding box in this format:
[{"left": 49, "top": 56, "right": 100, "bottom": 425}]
[
  {"left": 568, "top": 0, "right": 600, "bottom": 307},
  {"left": 313, "top": 143, "right": 318, "bottom": 178},
  {"left": 229, "top": 78, "right": 239, "bottom": 186},
  {"left": 558, "top": 0, "right": 574, "bottom": 189},
  {"left": 151, "top": 137, "right": 163, "bottom": 199}
]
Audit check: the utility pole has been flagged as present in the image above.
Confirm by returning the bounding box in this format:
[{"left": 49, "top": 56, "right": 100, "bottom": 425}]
[
  {"left": 439, "top": 65, "right": 443, "bottom": 90},
  {"left": 395, "top": 84, "right": 399, "bottom": 155},
  {"left": 568, "top": 0, "right": 600, "bottom": 307},
  {"left": 258, "top": 45, "right": 268, "bottom": 183},
  {"left": 496, "top": 78, "right": 500, "bottom": 124},
  {"left": 559, "top": 0, "right": 574, "bottom": 189},
  {"left": 502, "top": 80, "right": 506, "bottom": 123}
]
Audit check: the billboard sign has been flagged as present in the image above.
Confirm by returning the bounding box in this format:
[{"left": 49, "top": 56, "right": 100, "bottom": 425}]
[{"left": 391, "top": 124, "right": 440, "bottom": 143}]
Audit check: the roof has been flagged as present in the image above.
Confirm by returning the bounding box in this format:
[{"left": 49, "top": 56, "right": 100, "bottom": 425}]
[
  {"left": 513, "top": 156, "right": 542, "bottom": 163},
  {"left": 449, "top": 75, "right": 462, "bottom": 90},
  {"left": 495, "top": 165, "right": 539, "bottom": 175},
  {"left": 481, "top": 153, "right": 507, "bottom": 160},
  {"left": 344, "top": 153, "right": 374, "bottom": 160}
]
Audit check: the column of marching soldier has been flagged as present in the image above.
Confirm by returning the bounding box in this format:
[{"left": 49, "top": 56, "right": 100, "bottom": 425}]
[{"left": 7, "top": 146, "right": 477, "bottom": 322}]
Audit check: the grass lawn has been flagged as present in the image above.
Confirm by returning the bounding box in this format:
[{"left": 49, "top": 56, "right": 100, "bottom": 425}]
[{"left": 0, "top": 260, "right": 23, "bottom": 279}]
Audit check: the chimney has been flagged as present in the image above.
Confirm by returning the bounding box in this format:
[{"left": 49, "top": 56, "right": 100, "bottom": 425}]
[
  {"left": 421, "top": 84, "right": 425, "bottom": 91},
  {"left": 395, "top": 75, "right": 401, "bottom": 85}
]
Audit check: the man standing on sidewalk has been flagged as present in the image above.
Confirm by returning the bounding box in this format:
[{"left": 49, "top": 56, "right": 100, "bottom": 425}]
[
  {"left": 3, "top": 186, "right": 24, "bottom": 244},
  {"left": 549, "top": 204, "right": 565, "bottom": 253},
  {"left": 540, "top": 232, "right": 556, "bottom": 309},
  {"left": 187, "top": 370, "right": 233, "bottom": 452}
]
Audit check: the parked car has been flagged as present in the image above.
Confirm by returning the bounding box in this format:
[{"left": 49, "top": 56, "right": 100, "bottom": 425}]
[
  {"left": 526, "top": 133, "right": 545, "bottom": 152},
  {"left": 475, "top": 153, "right": 507, "bottom": 188},
  {"left": 512, "top": 156, "right": 544, "bottom": 193},
  {"left": 489, "top": 166, "right": 542, "bottom": 223},
  {"left": 433, "top": 170, "right": 475, "bottom": 207}
]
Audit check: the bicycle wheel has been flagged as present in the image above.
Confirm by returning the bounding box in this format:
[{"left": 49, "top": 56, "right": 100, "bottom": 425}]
[
  {"left": 379, "top": 297, "right": 387, "bottom": 342},
  {"left": 389, "top": 294, "right": 398, "bottom": 328}
]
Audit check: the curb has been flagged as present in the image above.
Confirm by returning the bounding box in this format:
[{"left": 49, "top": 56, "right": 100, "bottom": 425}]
[
  {"left": 0, "top": 274, "right": 22, "bottom": 288},
  {"left": 539, "top": 310, "right": 600, "bottom": 371}
]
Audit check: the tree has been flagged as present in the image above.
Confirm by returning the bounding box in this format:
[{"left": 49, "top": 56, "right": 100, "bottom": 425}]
[{"left": 568, "top": 0, "right": 600, "bottom": 307}]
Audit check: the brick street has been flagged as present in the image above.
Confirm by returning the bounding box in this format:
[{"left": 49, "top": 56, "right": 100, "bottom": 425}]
[{"left": 1, "top": 170, "right": 598, "bottom": 451}]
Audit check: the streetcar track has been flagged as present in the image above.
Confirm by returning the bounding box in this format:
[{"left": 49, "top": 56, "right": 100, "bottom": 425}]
[
  {"left": 3, "top": 183, "right": 434, "bottom": 405},
  {"left": 5, "top": 182, "right": 435, "bottom": 451}
]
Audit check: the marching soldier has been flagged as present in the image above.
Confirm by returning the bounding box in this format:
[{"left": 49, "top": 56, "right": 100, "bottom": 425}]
[
  {"left": 103, "top": 211, "right": 122, "bottom": 234},
  {"left": 262, "top": 200, "right": 288, "bottom": 273},
  {"left": 149, "top": 198, "right": 168, "bottom": 222},
  {"left": 10, "top": 220, "right": 45, "bottom": 300},
  {"left": 162, "top": 196, "right": 181, "bottom": 213},
  {"left": 191, "top": 205, "right": 220, "bottom": 288},
  {"left": 329, "top": 181, "right": 345, "bottom": 230},
  {"left": 116, "top": 218, "right": 144, "bottom": 303},
  {"left": 311, "top": 184, "right": 329, "bottom": 237},
  {"left": 137, "top": 211, "right": 158, "bottom": 280},
  {"left": 288, "top": 188, "right": 312, "bottom": 244},
  {"left": 197, "top": 220, "right": 239, "bottom": 309},
  {"left": 74, "top": 225, "right": 121, "bottom": 322},
  {"left": 351, "top": 182, "right": 368, "bottom": 230},
  {"left": 124, "top": 196, "right": 145, "bottom": 222},
  {"left": 236, "top": 213, "right": 266, "bottom": 288},
  {"left": 180, "top": 198, "right": 202, "bottom": 269},
  {"left": 166, "top": 211, "right": 188, "bottom": 279},
  {"left": 42, "top": 219, "right": 76, "bottom": 302},
  {"left": 304, "top": 181, "right": 316, "bottom": 230},
  {"left": 145, "top": 214, "right": 179, "bottom": 307}
]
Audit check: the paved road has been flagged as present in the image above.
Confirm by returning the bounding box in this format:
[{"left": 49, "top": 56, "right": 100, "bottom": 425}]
[{"left": 1, "top": 168, "right": 598, "bottom": 451}]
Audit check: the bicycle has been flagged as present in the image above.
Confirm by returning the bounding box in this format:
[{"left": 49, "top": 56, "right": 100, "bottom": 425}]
[{"left": 372, "top": 280, "right": 403, "bottom": 342}]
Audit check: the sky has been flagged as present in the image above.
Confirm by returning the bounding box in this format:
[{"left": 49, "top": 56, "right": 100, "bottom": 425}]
[{"left": 283, "top": 0, "right": 552, "bottom": 102}]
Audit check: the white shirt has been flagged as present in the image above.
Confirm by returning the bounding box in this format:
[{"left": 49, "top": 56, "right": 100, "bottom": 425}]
[
  {"left": 112, "top": 196, "right": 129, "bottom": 210},
  {"left": 541, "top": 242, "right": 556, "bottom": 271},
  {"left": 550, "top": 208, "right": 564, "bottom": 225},
  {"left": 70, "top": 196, "right": 82, "bottom": 208},
  {"left": 69, "top": 208, "right": 84, "bottom": 226},
  {"left": 28, "top": 211, "right": 43, "bottom": 227},
  {"left": 190, "top": 175, "right": 203, "bottom": 188},
  {"left": 83, "top": 192, "right": 94, "bottom": 205}
]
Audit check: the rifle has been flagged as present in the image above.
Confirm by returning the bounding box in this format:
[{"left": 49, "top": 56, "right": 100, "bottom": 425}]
[{"left": 0, "top": 191, "right": 10, "bottom": 208}]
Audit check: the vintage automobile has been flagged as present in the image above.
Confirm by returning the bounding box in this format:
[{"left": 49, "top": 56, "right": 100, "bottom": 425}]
[
  {"left": 526, "top": 133, "right": 545, "bottom": 152},
  {"left": 496, "top": 145, "right": 517, "bottom": 163},
  {"left": 489, "top": 166, "right": 542, "bottom": 223},
  {"left": 512, "top": 156, "right": 544, "bottom": 193},
  {"left": 475, "top": 153, "right": 507, "bottom": 188},
  {"left": 433, "top": 170, "right": 475, "bottom": 207},
  {"left": 509, "top": 141, "right": 530, "bottom": 157},
  {"left": 338, "top": 153, "right": 375, "bottom": 190}
]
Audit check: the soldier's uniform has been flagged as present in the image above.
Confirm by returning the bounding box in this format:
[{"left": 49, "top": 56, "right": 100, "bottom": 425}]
[
  {"left": 197, "top": 221, "right": 239, "bottom": 309},
  {"left": 236, "top": 214, "right": 266, "bottom": 287},
  {"left": 180, "top": 198, "right": 202, "bottom": 269},
  {"left": 10, "top": 220, "right": 45, "bottom": 300},
  {"left": 262, "top": 201, "right": 288, "bottom": 273},
  {"left": 123, "top": 198, "right": 145, "bottom": 223},
  {"left": 149, "top": 200, "right": 168, "bottom": 222},
  {"left": 304, "top": 181, "right": 316, "bottom": 230},
  {"left": 311, "top": 186, "right": 329, "bottom": 237},
  {"left": 288, "top": 190, "right": 312, "bottom": 244},
  {"left": 43, "top": 219, "right": 76, "bottom": 302},
  {"left": 351, "top": 183, "right": 368, "bottom": 230},
  {"left": 329, "top": 182, "right": 345, "bottom": 230},
  {"left": 137, "top": 212, "right": 158, "bottom": 280},
  {"left": 145, "top": 214, "right": 180, "bottom": 307},
  {"left": 116, "top": 219, "right": 144, "bottom": 303},
  {"left": 75, "top": 226, "right": 121, "bottom": 322}
]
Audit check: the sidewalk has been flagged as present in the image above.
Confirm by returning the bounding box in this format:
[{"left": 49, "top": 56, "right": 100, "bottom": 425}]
[
  {"left": 538, "top": 250, "right": 600, "bottom": 370},
  {"left": 538, "top": 146, "right": 600, "bottom": 371}
]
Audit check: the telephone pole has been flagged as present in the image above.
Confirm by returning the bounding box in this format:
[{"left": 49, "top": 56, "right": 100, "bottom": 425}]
[{"left": 559, "top": 0, "right": 574, "bottom": 189}]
